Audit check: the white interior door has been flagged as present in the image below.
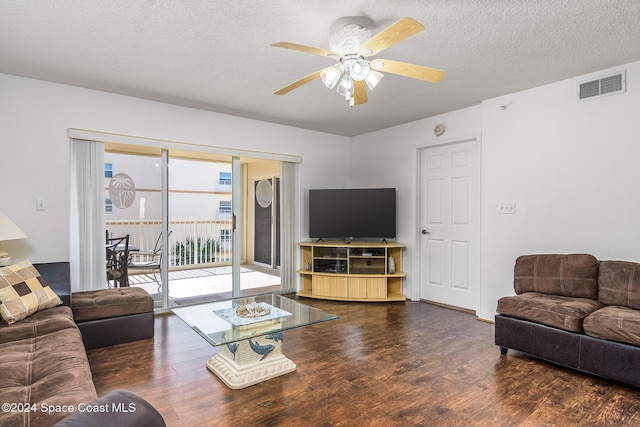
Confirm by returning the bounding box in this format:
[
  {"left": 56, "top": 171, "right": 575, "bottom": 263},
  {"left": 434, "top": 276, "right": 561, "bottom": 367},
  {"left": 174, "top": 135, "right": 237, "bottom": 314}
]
[{"left": 418, "top": 139, "right": 478, "bottom": 310}]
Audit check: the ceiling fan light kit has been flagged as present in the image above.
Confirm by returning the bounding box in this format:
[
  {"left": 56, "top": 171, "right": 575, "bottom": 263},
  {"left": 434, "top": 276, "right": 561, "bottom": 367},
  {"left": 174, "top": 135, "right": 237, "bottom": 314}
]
[
  {"left": 321, "top": 54, "right": 382, "bottom": 107},
  {"left": 272, "top": 17, "right": 445, "bottom": 107}
]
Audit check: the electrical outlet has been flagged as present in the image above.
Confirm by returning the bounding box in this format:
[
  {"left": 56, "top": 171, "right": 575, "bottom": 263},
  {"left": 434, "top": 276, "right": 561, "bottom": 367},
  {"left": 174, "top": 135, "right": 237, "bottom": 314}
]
[
  {"left": 498, "top": 202, "right": 516, "bottom": 214},
  {"left": 36, "top": 198, "right": 47, "bottom": 211}
]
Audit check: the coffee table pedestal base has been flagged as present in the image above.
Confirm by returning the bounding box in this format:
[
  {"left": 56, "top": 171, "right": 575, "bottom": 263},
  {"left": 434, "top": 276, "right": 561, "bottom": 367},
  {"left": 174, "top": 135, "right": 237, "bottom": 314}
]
[{"left": 207, "top": 335, "right": 296, "bottom": 389}]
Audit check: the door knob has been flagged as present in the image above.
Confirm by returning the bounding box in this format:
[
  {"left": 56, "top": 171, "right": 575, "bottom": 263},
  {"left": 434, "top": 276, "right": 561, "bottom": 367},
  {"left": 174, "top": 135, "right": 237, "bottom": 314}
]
[{"left": 421, "top": 229, "right": 430, "bottom": 235}]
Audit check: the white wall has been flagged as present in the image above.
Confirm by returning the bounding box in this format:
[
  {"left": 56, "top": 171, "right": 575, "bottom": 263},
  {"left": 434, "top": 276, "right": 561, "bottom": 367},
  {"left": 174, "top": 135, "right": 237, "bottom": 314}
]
[
  {"left": 4, "top": 58, "right": 639, "bottom": 315},
  {"left": 351, "top": 60, "right": 640, "bottom": 321},
  {"left": 0, "top": 73, "right": 351, "bottom": 263},
  {"left": 480, "top": 61, "right": 640, "bottom": 320},
  {"left": 350, "top": 106, "right": 483, "bottom": 300}
]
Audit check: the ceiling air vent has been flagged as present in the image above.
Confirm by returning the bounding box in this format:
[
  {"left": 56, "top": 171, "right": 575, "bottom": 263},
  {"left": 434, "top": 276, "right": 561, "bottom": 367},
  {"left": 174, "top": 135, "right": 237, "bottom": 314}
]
[{"left": 578, "top": 71, "right": 626, "bottom": 101}]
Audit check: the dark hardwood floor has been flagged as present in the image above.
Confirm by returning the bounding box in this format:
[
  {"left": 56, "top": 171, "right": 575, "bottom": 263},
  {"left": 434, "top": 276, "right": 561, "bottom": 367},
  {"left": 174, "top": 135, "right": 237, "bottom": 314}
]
[{"left": 87, "top": 296, "right": 640, "bottom": 426}]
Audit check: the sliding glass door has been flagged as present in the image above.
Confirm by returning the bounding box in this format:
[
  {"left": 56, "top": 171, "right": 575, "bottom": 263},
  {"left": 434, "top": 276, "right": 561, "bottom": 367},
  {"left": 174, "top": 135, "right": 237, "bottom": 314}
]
[
  {"left": 166, "top": 154, "right": 237, "bottom": 305},
  {"left": 104, "top": 149, "right": 164, "bottom": 307},
  {"left": 105, "top": 145, "right": 283, "bottom": 309}
]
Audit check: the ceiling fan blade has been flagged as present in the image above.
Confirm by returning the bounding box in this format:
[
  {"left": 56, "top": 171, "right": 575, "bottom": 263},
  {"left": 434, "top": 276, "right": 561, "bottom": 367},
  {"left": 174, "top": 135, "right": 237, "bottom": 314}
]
[
  {"left": 353, "top": 80, "right": 368, "bottom": 105},
  {"left": 370, "top": 59, "right": 445, "bottom": 83},
  {"left": 274, "top": 69, "right": 323, "bottom": 95},
  {"left": 271, "top": 42, "right": 339, "bottom": 58},
  {"left": 358, "top": 17, "right": 424, "bottom": 57}
]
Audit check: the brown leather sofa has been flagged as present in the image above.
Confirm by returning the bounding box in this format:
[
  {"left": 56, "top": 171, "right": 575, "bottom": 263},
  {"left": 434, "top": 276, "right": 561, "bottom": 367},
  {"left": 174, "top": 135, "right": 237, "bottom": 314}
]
[
  {"left": 495, "top": 254, "right": 640, "bottom": 388},
  {"left": 0, "top": 262, "right": 164, "bottom": 426}
]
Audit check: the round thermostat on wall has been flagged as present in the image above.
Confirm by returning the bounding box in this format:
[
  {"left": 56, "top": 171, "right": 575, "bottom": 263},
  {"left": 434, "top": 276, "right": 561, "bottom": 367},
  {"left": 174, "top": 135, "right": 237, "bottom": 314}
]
[{"left": 433, "top": 123, "right": 446, "bottom": 136}]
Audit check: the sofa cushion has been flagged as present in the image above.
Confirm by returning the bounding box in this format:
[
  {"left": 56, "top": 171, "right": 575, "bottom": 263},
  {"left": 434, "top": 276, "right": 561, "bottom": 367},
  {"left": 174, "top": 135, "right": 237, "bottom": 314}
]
[
  {"left": 514, "top": 254, "right": 599, "bottom": 299},
  {"left": 0, "top": 325, "right": 97, "bottom": 426},
  {"left": 497, "top": 292, "right": 604, "bottom": 332},
  {"left": 597, "top": 260, "right": 640, "bottom": 309},
  {"left": 583, "top": 305, "right": 640, "bottom": 347},
  {"left": 0, "top": 260, "right": 62, "bottom": 324},
  {"left": 0, "top": 305, "right": 76, "bottom": 344},
  {"left": 72, "top": 287, "right": 154, "bottom": 322}
]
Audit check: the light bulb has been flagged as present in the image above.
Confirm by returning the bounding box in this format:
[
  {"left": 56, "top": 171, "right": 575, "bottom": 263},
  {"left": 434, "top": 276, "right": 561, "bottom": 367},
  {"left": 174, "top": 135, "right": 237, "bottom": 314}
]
[{"left": 349, "top": 59, "right": 370, "bottom": 81}]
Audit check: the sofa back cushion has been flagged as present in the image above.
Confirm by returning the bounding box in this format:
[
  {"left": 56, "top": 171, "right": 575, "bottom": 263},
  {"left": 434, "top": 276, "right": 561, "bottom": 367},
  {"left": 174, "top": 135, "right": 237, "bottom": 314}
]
[
  {"left": 514, "top": 254, "right": 599, "bottom": 299},
  {"left": 597, "top": 260, "right": 640, "bottom": 309},
  {"left": 33, "top": 262, "right": 70, "bottom": 306}
]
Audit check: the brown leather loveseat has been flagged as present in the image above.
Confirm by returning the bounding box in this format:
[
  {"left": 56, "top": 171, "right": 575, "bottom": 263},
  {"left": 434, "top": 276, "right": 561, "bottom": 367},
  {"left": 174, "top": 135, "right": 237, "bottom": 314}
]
[{"left": 495, "top": 253, "right": 640, "bottom": 387}]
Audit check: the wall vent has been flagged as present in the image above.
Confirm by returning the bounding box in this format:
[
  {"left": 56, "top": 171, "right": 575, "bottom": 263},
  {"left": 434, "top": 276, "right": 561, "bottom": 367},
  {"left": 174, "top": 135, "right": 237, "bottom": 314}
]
[{"left": 578, "top": 71, "right": 626, "bottom": 101}]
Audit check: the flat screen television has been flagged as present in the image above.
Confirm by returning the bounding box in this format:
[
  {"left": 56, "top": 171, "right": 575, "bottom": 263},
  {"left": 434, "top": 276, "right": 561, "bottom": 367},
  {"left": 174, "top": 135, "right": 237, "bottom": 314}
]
[{"left": 309, "top": 188, "right": 396, "bottom": 240}]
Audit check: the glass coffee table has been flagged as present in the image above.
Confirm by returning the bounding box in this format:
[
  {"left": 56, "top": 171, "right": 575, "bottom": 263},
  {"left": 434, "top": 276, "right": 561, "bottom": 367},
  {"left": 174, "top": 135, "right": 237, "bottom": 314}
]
[{"left": 172, "top": 294, "right": 338, "bottom": 389}]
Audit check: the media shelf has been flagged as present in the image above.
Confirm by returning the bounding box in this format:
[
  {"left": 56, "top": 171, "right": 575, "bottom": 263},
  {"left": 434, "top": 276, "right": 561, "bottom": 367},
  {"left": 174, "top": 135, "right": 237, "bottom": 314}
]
[{"left": 297, "top": 241, "right": 405, "bottom": 302}]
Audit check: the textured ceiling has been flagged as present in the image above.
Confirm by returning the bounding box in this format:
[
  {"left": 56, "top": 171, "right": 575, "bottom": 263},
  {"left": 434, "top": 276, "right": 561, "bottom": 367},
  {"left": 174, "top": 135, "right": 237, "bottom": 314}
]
[{"left": 2, "top": 1, "right": 640, "bottom": 137}]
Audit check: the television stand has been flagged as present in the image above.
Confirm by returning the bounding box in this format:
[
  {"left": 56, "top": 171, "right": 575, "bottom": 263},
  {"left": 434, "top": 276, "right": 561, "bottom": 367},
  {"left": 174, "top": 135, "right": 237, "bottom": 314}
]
[{"left": 297, "top": 241, "right": 405, "bottom": 302}]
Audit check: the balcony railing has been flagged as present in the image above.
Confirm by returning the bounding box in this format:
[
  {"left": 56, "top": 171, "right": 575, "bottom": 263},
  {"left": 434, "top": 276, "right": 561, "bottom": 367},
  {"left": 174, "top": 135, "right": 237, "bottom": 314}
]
[{"left": 106, "top": 219, "right": 233, "bottom": 269}]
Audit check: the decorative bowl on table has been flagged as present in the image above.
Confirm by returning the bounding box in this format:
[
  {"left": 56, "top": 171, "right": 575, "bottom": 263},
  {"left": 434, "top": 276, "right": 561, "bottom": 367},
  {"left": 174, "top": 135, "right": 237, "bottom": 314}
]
[{"left": 235, "top": 302, "right": 271, "bottom": 318}]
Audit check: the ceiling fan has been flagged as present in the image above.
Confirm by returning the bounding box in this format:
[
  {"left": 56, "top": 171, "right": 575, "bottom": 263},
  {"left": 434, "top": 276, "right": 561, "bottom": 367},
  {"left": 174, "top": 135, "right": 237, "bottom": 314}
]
[{"left": 272, "top": 17, "right": 445, "bottom": 107}]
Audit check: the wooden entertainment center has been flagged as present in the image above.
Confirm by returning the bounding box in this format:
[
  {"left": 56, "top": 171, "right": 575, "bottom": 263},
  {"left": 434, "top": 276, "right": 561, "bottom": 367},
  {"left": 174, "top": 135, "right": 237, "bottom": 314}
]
[{"left": 297, "top": 241, "right": 405, "bottom": 302}]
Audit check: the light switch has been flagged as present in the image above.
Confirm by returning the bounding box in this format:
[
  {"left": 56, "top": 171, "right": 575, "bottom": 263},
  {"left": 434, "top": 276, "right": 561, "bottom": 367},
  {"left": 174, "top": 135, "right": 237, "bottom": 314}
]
[
  {"left": 36, "top": 198, "right": 47, "bottom": 211},
  {"left": 498, "top": 202, "right": 516, "bottom": 214}
]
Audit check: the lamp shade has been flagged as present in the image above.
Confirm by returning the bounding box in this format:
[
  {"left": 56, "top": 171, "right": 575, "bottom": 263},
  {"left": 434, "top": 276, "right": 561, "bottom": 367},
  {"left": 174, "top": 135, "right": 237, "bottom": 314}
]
[
  {"left": 320, "top": 65, "right": 343, "bottom": 89},
  {"left": 365, "top": 70, "right": 384, "bottom": 91},
  {"left": 336, "top": 74, "right": 353, "bottom": 98},
  {"left": 0, "top": 210, "right": 28, "bottom": 241},
  {"left": 349, "top": 59, "right": 370, "bottom": 81}
]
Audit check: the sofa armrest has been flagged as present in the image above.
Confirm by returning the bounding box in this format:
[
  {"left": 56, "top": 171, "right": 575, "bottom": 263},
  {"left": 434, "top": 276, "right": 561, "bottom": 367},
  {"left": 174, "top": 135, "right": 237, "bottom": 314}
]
[{"left": 53, "top": 389, "right": 165, "bottom": 427}]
